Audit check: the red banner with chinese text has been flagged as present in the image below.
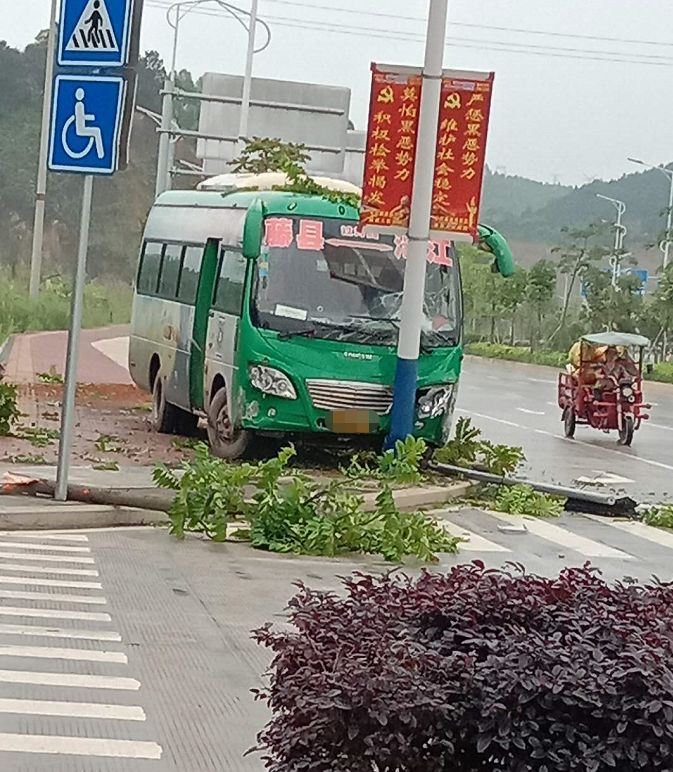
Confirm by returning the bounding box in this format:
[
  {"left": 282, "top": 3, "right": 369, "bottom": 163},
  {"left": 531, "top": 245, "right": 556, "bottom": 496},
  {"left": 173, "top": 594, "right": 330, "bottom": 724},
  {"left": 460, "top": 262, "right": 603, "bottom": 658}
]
[
  {"left": 431, "top": 75, "right": 494, "bottom": 236},
  {"left": 359, "top": 65, "right": 421, "bottom": 231},
  {"left": 360, "top": 65, "right": 493, "bottom": 239}
]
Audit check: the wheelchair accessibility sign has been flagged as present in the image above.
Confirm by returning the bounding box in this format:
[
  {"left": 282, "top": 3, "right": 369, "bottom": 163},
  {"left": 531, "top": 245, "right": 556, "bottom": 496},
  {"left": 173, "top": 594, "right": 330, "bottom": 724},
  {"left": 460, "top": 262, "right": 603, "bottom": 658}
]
[{"left": 48, "top": 75, "right": 126, "bottom": 175}]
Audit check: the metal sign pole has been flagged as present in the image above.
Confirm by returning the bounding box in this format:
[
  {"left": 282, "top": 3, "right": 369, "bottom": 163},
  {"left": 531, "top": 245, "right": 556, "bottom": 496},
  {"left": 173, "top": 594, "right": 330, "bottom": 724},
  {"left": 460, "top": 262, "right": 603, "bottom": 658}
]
[
  {"left": 29, "top": 0, "right": 59, "bottom": 300},
  {"left": 55, "top": 175, "right": 94, "bottom": 502},
  {"left": 387, "top": 0, "right": 449, "bottom": 447}
]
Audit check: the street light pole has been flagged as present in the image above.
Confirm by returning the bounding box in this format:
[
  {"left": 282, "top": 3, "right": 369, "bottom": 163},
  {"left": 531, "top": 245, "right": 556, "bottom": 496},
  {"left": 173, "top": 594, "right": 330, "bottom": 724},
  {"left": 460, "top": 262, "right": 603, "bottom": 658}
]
[
  {"left": 627, "top": 157, "right": 673, "bottom": 271},
  {"left": 387, "top": 0, "right": 449, "bottom": 447},
  {"left": 238, "top": 0, "right": 258, "bottom": 147},
  {"left": 596, "top": 194, "right": 626, "bottom": 287},
  {"left": 29, "top": 0, "right": 58, "bottom": 300}
]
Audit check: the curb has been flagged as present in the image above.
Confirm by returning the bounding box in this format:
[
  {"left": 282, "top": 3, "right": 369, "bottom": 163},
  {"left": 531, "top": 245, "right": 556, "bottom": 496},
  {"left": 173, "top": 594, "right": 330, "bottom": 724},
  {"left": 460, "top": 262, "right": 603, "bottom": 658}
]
[
  {"left": 0, "top": 481, "right": 471, "bottom": 531},
  {"left": 0, "top": 503, "right": 168, "bottom": 531}
]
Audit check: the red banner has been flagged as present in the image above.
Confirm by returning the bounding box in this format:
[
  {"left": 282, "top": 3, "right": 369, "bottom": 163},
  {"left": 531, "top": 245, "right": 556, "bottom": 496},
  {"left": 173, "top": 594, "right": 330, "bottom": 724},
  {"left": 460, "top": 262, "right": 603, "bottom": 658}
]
[
  {"left": 431, "top": 75, "right": 494, "bottom": 236},
  {"left": 359, "top": 65, "right": 493, "bottom": 239},
  {"left": 359, "top": 66, "right": 421, "bottom": 231}
]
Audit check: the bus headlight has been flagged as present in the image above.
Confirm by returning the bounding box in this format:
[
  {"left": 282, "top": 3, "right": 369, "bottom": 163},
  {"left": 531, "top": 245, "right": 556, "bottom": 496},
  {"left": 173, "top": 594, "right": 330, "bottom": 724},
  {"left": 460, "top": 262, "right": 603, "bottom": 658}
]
[
  {"left": 417, "top": 385, "right": 454, "bottom": 419},
  {"left": 249, "top": 365, "right": 297, "bottom": 400}
]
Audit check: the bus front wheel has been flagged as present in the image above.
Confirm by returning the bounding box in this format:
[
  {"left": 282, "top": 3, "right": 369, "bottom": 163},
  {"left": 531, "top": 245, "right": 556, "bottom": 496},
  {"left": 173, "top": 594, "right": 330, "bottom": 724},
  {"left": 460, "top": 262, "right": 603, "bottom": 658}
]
[{"left": 207, "top": 388, "right": 252, "bottom": 460}]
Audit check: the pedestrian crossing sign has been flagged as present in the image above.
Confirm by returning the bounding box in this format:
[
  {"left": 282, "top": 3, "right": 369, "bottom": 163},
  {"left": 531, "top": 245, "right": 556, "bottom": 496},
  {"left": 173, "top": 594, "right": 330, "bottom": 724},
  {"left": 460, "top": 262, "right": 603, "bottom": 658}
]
[{"left": 58, "top": 0, "right": 134, "bottom": 68}]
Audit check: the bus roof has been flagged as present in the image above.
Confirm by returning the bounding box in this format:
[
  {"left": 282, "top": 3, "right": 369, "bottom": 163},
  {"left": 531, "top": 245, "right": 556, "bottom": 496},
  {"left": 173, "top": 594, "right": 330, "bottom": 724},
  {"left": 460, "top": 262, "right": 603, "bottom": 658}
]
[{"left": 154, "top": 189, "right": 360, "bottom": 220}]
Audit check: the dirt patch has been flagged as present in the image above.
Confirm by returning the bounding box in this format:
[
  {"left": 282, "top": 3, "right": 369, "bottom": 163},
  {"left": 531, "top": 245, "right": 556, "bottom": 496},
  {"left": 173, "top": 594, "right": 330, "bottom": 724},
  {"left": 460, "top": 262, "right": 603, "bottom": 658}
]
[{"left": 2, "top": 383, "right": 199, "bottom": 468}]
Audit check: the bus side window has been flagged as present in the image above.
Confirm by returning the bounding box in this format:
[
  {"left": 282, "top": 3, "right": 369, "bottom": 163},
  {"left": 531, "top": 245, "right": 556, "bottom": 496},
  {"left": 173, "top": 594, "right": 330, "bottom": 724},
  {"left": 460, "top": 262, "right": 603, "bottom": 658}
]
[
  {"left": 213, "top": 249, "right": 246, "bottom": 315},
  {"left": 178, "top": 245, "right": 203, "bottom": 304},
  {"left": 137, "top": 242, "right": 164, "bottom": 295},
  {"left": 158, "top": 245, "right": 183, "bottom": 299}
]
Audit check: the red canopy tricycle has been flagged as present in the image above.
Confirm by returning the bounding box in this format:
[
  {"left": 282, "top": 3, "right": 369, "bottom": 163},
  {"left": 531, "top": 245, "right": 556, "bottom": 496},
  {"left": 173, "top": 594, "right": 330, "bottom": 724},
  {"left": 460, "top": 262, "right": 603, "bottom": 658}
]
[{"left": 558, "top": 332, "right": 651, "bottom": 446}]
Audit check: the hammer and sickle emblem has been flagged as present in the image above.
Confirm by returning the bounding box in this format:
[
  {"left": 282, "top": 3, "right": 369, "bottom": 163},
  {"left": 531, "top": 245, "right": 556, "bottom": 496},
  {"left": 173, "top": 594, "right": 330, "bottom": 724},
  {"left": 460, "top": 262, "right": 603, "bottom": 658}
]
[
  {"left": 444, "top": 92, "right": 462, "bottom": 110},
  {"left": 377, "top": 86, "right": 395, "bottom": 104}
]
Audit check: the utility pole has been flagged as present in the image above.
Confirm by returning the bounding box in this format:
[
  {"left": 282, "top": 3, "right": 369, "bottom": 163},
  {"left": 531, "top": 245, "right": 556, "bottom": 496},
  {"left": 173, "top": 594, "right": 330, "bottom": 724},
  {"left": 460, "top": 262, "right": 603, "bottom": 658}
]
[
  {"left": 596, "top": 194, "right": 626, "bottom": 287},
  {"left": 627, "top": 157, "right": 673, "bottom": 271},
  {"left": 29, "top": 0, "right": 58, "bottom": 300},
  {"left": 238, "top": 0, "right": 258, "bottom": 148},
  {"left": 387, "top": 0, "right": 449, "bottom": 446}
]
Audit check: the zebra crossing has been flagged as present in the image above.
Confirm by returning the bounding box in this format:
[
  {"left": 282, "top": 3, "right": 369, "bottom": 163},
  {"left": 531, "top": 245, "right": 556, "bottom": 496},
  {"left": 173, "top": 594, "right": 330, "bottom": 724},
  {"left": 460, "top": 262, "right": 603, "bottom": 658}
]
[
  {"left": 430, "top": 508, "right": 673, "bottom": 576},
  {"left": 0, "top": 531, "right": 162, "bottom": 766}
]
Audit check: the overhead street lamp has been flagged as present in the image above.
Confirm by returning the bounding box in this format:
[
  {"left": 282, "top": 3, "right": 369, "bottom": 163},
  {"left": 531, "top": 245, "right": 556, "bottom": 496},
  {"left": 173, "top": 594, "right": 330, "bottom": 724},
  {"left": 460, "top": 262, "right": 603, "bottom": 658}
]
[
  {"left": 596, "top": 194, "right": 627, "bottom": 287},
  {"left": 627, "top": 156, "right": 673, "bottom": 271},
  {"left": 156, "top": 1, "right": 272, "bottom": 196}
]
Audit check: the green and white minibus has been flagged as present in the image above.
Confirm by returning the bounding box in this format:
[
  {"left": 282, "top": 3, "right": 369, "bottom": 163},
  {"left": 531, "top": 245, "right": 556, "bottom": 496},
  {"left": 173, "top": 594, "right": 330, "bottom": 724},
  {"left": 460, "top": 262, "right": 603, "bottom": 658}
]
[{"left": 129, "top": 175, "right": 513, "bottom": 458}]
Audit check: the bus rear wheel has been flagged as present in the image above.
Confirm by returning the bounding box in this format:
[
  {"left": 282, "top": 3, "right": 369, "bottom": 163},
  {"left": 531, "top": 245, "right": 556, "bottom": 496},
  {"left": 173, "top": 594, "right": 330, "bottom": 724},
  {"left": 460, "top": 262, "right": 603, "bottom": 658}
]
[
  {"left": 207, "top": 388, "right": 252, "bottom": 460},
  {"left": 152, "top": 376, "right": 197, "bottom": 436}
]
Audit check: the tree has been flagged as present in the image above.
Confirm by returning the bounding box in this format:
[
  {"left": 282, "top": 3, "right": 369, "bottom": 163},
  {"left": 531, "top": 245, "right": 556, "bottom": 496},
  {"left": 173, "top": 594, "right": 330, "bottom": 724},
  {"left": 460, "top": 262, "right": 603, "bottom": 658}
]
[
  {"left": 581, "top": 267, "right": 644, "bottom": 333},
  {"left": 497, "top": 268, "right": 528, "bottom": 344},
  {"left": 549, "top": 224, "right": 609, "bottom": 345},
  {"left": 526, "top": 259, "right": 557, "bottom": 350}
]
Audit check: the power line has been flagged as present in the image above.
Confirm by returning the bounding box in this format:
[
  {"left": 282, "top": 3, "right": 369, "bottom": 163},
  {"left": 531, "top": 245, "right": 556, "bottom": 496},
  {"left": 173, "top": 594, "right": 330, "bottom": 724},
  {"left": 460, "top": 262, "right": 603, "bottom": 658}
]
[
  {"left": 265, "top": 0, "right": 673, "bottom": 50},
  {"left": 144, "top": 0, "right": 673, "bottom": 66}
]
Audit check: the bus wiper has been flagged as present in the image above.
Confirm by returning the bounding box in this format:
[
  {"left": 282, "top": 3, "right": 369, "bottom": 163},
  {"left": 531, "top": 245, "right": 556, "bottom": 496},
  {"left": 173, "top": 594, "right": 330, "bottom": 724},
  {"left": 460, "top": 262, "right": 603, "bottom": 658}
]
[{"left": 278, "top": 327, "right": 316, "bottom": 340}]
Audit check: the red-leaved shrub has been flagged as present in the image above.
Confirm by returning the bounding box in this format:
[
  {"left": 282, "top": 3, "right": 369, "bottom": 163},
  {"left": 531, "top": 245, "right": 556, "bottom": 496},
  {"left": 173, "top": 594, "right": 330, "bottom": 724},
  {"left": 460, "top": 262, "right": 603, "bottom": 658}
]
[{"left": 252, "top": 563, "right": 673, "bottom": 771}]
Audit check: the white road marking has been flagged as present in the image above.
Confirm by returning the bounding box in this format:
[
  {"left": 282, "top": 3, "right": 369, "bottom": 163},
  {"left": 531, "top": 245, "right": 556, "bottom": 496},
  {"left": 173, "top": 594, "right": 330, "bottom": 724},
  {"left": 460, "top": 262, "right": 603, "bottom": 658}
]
[
  {"left": 0, "top": 589, "right": 107, "bottom": 605},
  {"left": 488, "top": 511, "right": 632, "bottom": 559},
  {"left": 0, "top": 551, "right": 95, "bottom": 564},
  {"left": 0, "top": 606, "right": 111, "bottom": 622},
  {"left": 0, "top": 562, "right": 98, "bottom": 577},
  {"left": 0, "top": 733, "right": 161, "bottom": 760},
  {"left": 456, "top": 409, "right": 520, "bottom": 428},
  {"left": 648, "top": 422, "right": 673, "bottom": 432},
  {"left": 0, "top": 698, "right": 144, "bottom": 722},
  {"left": 517, "top": 408, "right": 545, "bottom": 416},
  {"left": 4, "top": 534, "right": 90, "bottom": 542},
  {"left": 527, "top": 377, "right": 556, "bottom": 384},
  {"left": 0, "top": 624, "right": 121, "bottom": 642},
  {"left": 546, "top": 401, "right": 558, "bottom": 407},
  {"left": 0, "top": 644, "right": 126, "bottom": 664},
  {"left": 431, "top": 515, "right": 510, "bottom": 552},
  {"left": 458, "top": 409, "right": 673, "bottom": 473},
  {"left": 0, "top": 541, "right": 91, "bottom": 553},
  {"left": 584, "top": 515, "right": 673, "bottom": 551},
  {"left": 92, "top": 336, "right": 130, "bottom": 371},
  {"left": 0, "top": 669, "right": 141, "bottom": 690},
  {"left": 0, "top": 575, "right": 102, "bottom": 590}
]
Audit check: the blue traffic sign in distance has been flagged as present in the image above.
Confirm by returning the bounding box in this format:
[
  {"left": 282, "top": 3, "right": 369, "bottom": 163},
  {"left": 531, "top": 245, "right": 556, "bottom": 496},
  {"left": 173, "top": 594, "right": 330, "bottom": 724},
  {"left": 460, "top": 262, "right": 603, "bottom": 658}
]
[
  {"left": 58, "top": 0, "right": 134, "bottom": 68},
  {"left": 49, "top": 75, "right": 126, "bottom": 175}
]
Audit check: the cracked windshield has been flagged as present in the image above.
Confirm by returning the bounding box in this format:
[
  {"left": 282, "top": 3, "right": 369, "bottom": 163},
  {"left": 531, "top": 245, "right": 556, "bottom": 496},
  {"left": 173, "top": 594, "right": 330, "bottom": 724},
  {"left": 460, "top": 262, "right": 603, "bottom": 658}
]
[{"left": 253, "top": 217, "right": 461, "bottom": 347}]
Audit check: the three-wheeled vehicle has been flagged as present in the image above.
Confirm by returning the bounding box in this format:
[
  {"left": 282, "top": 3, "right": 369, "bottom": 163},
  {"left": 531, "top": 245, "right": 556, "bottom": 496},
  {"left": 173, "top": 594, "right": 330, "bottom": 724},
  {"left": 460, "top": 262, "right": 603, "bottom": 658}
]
[{"left": 557, "top": 332, "right": 652, "bottom": 446}]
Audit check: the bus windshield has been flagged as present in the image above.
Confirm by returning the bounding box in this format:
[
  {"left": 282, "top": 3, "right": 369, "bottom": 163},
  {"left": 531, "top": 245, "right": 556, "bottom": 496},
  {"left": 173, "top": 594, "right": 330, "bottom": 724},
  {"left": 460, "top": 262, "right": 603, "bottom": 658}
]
[{"left": 251, "top": 216, "right": 462, "bottom": 349}]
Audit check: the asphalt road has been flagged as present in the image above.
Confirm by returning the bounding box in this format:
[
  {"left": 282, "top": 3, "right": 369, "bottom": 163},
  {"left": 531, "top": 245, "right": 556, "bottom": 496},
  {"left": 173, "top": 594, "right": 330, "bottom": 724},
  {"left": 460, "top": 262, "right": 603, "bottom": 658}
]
[
  {"left": 0, "top": 512, "right": 673, "bottom": 770},
  {"left": 459, "top": 356, "right": 673, "bottom": 505},
  {"left": 4, "top": 328, "right": 672, "bottom": 505}
]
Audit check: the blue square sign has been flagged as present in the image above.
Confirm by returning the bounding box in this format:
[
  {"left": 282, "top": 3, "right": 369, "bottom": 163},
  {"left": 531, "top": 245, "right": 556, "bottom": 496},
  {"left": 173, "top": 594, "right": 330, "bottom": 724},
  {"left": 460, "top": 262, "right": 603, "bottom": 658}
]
[
  {"left": 58, "top": 0, "right": 134, "bottom": 68},
  {"left": 49, "top": 75, "right": 126, "bottom": 175}
]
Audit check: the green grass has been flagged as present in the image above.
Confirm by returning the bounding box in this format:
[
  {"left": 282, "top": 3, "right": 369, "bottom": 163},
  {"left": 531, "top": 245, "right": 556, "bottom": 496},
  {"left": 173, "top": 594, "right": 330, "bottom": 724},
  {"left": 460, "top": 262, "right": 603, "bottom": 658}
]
[
  {"left": 466, "top": 342, "right": 673, "bottom": 385},
  {"left": 0, "top": 273, "right": 132, "bottom": 341}
]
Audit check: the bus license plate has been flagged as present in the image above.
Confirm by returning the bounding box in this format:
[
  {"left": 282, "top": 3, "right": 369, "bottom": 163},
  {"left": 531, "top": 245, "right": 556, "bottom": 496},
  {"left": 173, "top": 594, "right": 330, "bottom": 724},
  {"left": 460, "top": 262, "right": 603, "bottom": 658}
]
[{"left": 328, "top": 410, "right": 377, "bottom": 434}]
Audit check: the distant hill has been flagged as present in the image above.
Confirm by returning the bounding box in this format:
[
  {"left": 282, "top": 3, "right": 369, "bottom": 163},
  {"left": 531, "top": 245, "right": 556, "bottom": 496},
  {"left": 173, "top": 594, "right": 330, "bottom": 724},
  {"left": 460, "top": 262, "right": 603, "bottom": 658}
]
[{"left": 481, "top": 167, "right": 672, "bottom": 262}]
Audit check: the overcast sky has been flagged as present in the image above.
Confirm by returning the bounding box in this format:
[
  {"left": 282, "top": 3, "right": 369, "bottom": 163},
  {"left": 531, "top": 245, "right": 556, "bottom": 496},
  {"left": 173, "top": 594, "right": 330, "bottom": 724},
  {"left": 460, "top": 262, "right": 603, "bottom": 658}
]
[{"left": 5, "top": 0, "right": 673, "bottom": 185}]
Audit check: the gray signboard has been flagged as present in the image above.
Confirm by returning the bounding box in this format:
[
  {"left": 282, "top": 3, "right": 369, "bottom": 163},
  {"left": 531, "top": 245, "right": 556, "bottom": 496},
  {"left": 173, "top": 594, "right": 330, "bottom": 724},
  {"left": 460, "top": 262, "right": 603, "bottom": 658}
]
[{"left": 197, "top": 72, "right": 351, "bottom": 175}]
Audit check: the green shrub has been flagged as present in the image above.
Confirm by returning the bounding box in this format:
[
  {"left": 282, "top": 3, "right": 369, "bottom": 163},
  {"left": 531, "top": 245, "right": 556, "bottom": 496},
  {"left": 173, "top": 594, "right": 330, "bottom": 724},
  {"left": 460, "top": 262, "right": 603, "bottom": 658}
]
[
  {"left": 342, "top": 436, "right": 427, "bottom": 484},
  {"left": 434, "top": 416, "right": 525, "bottom": 476},
  {"left": 494, "top": 484, "right": 566, "bottom": 517},
  {"left": 648, "top": 362, "right": 673, "bottom": 384},
  {"left": 156, "top": 444, "right": 459, "bottom": 562},
  {"left": 0, "top": 383, "right": 21, "bottom": 436},
  {"left": 466, "top": 342, "right": 567, "bottom": 368},
  {"left": 642, "top": 505, "right": 673, "bottom": 529}
]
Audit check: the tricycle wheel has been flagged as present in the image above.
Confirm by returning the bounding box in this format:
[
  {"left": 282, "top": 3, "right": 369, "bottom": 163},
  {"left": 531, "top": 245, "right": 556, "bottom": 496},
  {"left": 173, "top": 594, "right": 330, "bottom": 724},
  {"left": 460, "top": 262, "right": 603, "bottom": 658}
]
[
  {"left": 563, "top": 407, "right": 576, "bottom": 438},
  {"left": 618, "top": 415, "right": 634, "bottom": 446}
]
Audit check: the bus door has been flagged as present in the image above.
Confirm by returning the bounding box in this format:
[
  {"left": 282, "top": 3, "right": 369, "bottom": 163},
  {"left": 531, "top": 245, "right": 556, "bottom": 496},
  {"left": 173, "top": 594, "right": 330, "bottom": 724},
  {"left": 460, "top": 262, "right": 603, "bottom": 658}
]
[
  {"left": 189, "top": 238, "right": 219, "bottom": 411},
  {"left": 200, "top": 243, "right": 247, "bottom": 414}
]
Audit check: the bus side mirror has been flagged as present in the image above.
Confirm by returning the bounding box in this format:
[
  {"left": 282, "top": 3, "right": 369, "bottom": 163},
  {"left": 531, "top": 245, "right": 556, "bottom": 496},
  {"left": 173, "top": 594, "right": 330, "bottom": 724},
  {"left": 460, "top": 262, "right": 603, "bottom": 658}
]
[
  {"left": 242, "top": 200, "right": 264, "bottom": 259},
  {"left": 476, "top": 224, "right": 515, "bottom": 278}
]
